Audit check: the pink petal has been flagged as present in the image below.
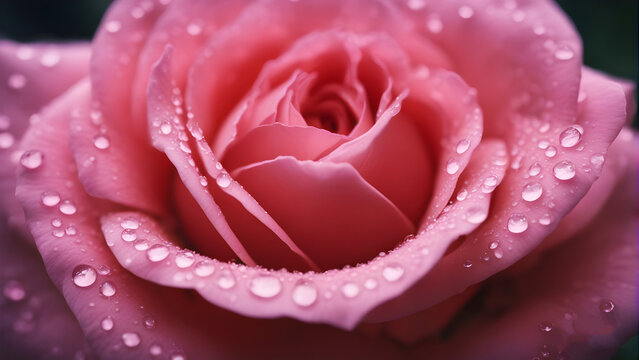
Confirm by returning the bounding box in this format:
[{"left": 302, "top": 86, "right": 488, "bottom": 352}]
[
  {"left": 414, "top": 141, "right": 637, "bottom": 359},
  {"left": 371, "top": 65, "right": 628, "bottom": 321},
  {"left": 0, "top": 41, "right": 90, "bottom": 236},
  {"left": 222, "top": 123, "right": 348, "bottom": 172}
]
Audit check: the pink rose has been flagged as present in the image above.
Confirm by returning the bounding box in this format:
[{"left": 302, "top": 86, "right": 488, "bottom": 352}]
[{"left": 1, "top": 0, "right": 636, "bottom": 358}]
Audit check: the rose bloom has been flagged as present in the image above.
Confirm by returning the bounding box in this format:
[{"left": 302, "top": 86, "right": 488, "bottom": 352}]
[{"left": 0, "top": 0, "right": 636, "bottom": 359}]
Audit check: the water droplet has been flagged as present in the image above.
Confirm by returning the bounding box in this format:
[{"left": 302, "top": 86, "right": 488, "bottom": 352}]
[
  {"left": 97, "top": 317, "right": 114, "bottom": 333},
  {"left": 559, "top": 126, "right": 583, "bottom": 148},
  {"left": 133, "top": 239, "right": 150, "bottom": 251},
  {"left": 52, "top": 218, "right": 62, "bottom": 227},
  {"left": 217, "top": 270, "right": 236, "bottom": 289},
  {"left": 554, "top": 46, "right": 574, "bottom": 60},
  {"left": 121, "top": 229, "right": 137, "bottom": 242},
  {"left": 16, "top": 46, "right": 34, "bottom": 60},
  {"left": 539, "top": 321, "right": 553, "bottom": 332},
  {"left": 407, "top": 0, "right": 426, "bottom": 10},
  {"left": 512, "top": 10, "right": 526, "bottom": 22},
  {"left": 99, "top": 281, "right": 116, "bottom": 297},
  {"left": 590, "top": 154, "right": 605, "bottom": 166},
  {"left": 292, "top": 281, "right": 318, "bottom": 307},
  {"left": 175, "top": 251, "right": 195, "bottom": 268},
  {"left": 463, "top": 259, "right": 473, "bottom": 268},
  {"left": 466, "top": 207, "right": 488, "bottom": 224},
  {"left": 144, "top": 317, "right": 155, "bottom": 329},
  {"left": 364, "top": 278, "right": 378, "bottom": 290},
  {"left": 382, "top": 264, "right": 404, "bottom": 282},
  {"left": 8, "top": 73, "right": 27, "bottom": 89},
  {"left": 507, "top": 214, "right": 528, "bottom": 234},
  {"left": 105, "top": 20, "right": 122, "bottom": 33},
  {"left": 456, "top": 189, "right": 468, "bottom": 201},
  {"left": 146, "top": 244, "right": 169, "bottom": 262},
  {"left": 170, "top": 353, "right": 186, "bottom": 360},
  {"left": 0, "top": 132, "right": 15, "bottom": 149},
  {"left": 160, "top": 123, "right": 172, "bottom": 135},
  {"left": 599, "top": 299, "right": 615, "bottom": 313},
  {"left": 537, "top": 140, "right": 550, "bottom": 149},
  {"left": 199, "top": 176, "right": 208, "bottom": 187},
  {"left": 494, "top": 248, "right": 504, "bottom": 259},
  {"left": 3, "top": 280, "right": 26, "bottom": 301},
  {"left": 72, "top": 265, "right": 97, "bottom": 287},
  {"left": 545, "top": 146, "right": 557, "bottom": 158},
  {"left": 458, "top": 5, "right": 475, "bottom": 19},
  {"left": 481, "top": 175, "right": 498, "bottom": 193},
  {"left": 522, "top": 182, "right": 543, "bottom": 202},
  {"left": 20, "top": 150, "right": 44, "bottom": 170},
  {"left": 341, "top": 282, "right": 360, "bottom": 298},
  {"left": 456, "top": 139, "right": 471, "bottom": 154},
  {"left": 149, "top": 344, "right": 163, "bottom": 356},
  {"left": 40, "top": 51, "right": 61, "bottom": 67},
  {"left": 93, "top": 135, "right": 110, "bottom": 150},
  {"left": 52, "top": 228, "right": 65, "bottom": 238},
  {"left": 533, "top": 24, "right": 546, "bottom": 35},
  {"left": 122, "top": 332, "right": 141, "bottom": 348},
  {"left": 97, "top": 265, "right": 111, "bottom": 275},
  {"left": 539, "top": 214, "right": 552, "bottom": 225},
  {"left": 194, "top": 261, "right": 215, "bottom": 277},
  {"left": 186, "top": 23, "right": 202, "bottom": 36},
  {"left": 120, "top": 218, "right": 140, "bottom": 230},
  {"left": 249, "top": 275, "right": 282, "bottom": 299},
  {"left": 426, "top": 14, "right": 443, "bottom": 33},
  {"left": 446, "top": 159, "right": 460, "bottom": 174},
  {"left": 65, "top": 226, "right": 77, "bottom": 236},
  {"left": 489, "top": 241, "right": 499, "bottom": 250},
  {"left": 553, "top": 160, "right": 575, "bottom": 180},
  {"left": 528, "top": 162, "right": 542, "bottom": 177},
  {"left": 216, "top": 172, "right": 231, "bottom": 188}
]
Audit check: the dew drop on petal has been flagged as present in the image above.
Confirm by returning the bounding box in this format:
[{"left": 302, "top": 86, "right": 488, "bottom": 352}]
[
  {"left": 216, "top": 172, "right": 231, "bottom": 188},
  {"left": 121, "top": 229, "right": 137, "bottom": 242},
  {"left": 194, "top": 261, "right": 215, "bottom": 277},
  {"left": 522, "top": 182, "right": 543, "bottom": 202},
  {"left": 3, "top": 280, "right": 26, "bottom": 301},
  {"left": 144, "top": 317, "right": 156, "bottom": 329},
  {"left": 466, "top": 207, "right": 488, "bottom": 224},
  {"left": 160, "top": 123, "right": 172, "bottom": 135},
  {"left": 149, "top": 344, "right": 163, "bottom": 356},
  {"left": 364, "top": 278, "right": 378, "bottom": 290},
  {"left": 426, "top": 14, "right": 443, "bottom": 33},
  {"left": 458, "top": 5, "right": 474, "bottom": 19},
  {"left": 0, "top": 132, "right": 15, "bottom": 149},
  {"left": 528, "top": 162, "right": 542, "bottom": 177},
  {"left": 463, "top": 259, "right": 473, "bottom": 268},
  {"left": 97, "top": 265, "right": 111, "bottom": 275},
  {"left": 217, "top": 270, "right": 236, "bottom": 289},
  {"left": 456, "top": 139, "right": 471, "bottom": 154},
  {"left": 559, "top": 126, "right": 583, "bottom": 148},
  {"left": 539, "top": 321, "right": 553, "bottom": 332},
  {"left": 481, "top": 175, "right": 498, "bottom": 193},
  {"left": 41, "top": 191, "right": 61, "bottom": 207},
  {"left": 545, "top": 146, "right": 557, "bottom": 158},
  {"left": 341, "top": 282, "right": 360, "bottom": 298},
  {"left": 146, "top": 244, "right": 169, "bottom": 262},
  {"left": 170, "top": 352, "right": 186, "bottom": 360},
  {"left": 494, "top": 248, "right": 504, "bottom": 259},
  {"left": 175, "top": 251, "right": 195, "bottom": 268},
  {"left": 105, "top": 20, "right": 122, "bottom": 33},
  {"left": 93, "top": 135, "right": 110, "bottom": 150},
  {"left": 446, "top": 159, "right": 460, "bottom": 175},
  {"left": 72, "top": 265, "right": 97, "bottom": 287},
  {"left": 507, "top": 214, "right": 528, "bottom": 234},
  {"left": 292, "top": 281, "right": 318, "bottom": 307},
  {"left": 101, "top": 316, "right": 114, "bottom": 331},
  {"left": 489, "top": 241, "right": 499, "bottom": 250},
  {"left": 590, "top": 154, "right": 605, "bottom": 166},
  {"left": 122, "top": 332, "right": 141, "bottom": 348},
  {"left": 599, "top": 299, "right": 615, "bottom": 313},
  {"left": 553, "top": 160, "right": 575, "bottom": 180},
  {"left": 186, "top": 23, "right": 202, "bottom": 36},
  {"left": 407, "top": 0, "right": 426, "bottom": 10},
  {"left": 382, "top": 264, "right": 404, "bottom": 282},
  {"left": 249, "top": 275, "right": 282, "bottom": 298},
  {"left": 7, "top": 73, "right": 27, "bottom": 89},
  {"left": 40, "top": 51, "right": 61, "bottom": 68},
  {"left": 19, "top": 150, "right": 43, "bottom": 170},
  {"left": 554, "top": 46, "right": 574, "bottom": 60},
  {"left": 133, "top": 239, "right": 150, "bottom": 251},
  {"left": 539, "top": 214, "right": 552, "bottom": 226},
  {"left": 99, "top": 282, "right": 116, "bottom": 297},
  {"left": 120, "top": 218, "right": 140, "bottom": 230}
]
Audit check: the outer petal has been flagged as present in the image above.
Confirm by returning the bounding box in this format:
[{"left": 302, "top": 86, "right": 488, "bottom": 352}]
[
  {"left": 414, "top": 137, "right": 637, "bottom": 359},
  {"left": 0, "top": 41, "right": 90, "bottom": 235}
]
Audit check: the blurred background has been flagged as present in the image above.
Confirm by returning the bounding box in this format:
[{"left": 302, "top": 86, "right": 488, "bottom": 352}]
[{"left": 0, "top": 0, "right": 637, "bottom": 358}]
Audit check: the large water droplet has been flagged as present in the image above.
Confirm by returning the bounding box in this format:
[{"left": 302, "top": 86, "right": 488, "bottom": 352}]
[
  {"left": 554, "top": 46, "right": 574, "bottom": 60},
  {"left": 121, "top": 229, "right": 137, "bottom": 242},
  {"left": 194, "top": 261, "right": 215, "bottom": 277},
  {"left": 545, "top": 146, "right": 557, "bottom": 158},
  {"left": 99, "top": 282, "right": 116, "bottom": 297},
  {"left": 93, "top": 135, "right": 110, "bottom": 150},
  {"left": 105, "top": 20, "right": 122, "bottom": 33},
  {"left": 216, "top": 172, "right": 231, "bottom": 188},
  {"left": 341, "top": 282, "right": 360, "bottom": 298},
  {"left": 217, "top": 270, "right": 236, "bottom": 289},
  {"left": 559, "top": 125, "right": 583, "bottom": 148},
  {"left": 466, "top": 207, "right": 488, "bottom": 224},
  {"left": 456, "top": 189, "right": 468, "bottom": 201},
  {"left": 133, "top": 239, "right": 150, "bottom": 251},
  {"left": 481, "top": 175, "right": 498, "bottom": 193},
  {"left": 382, "top": 264, "right": 404, "bottom": 282},
  {"left": 590, "top": 153, "right": 605, "bottom": 167},
  {"left": 146, "top": 244, "right": 169, "bottom": 262},
  {"left": 41, "top": 191, "right": 61, "bottom": 207},
  {"left": 364, "top": 278, "right": 378, "bottom": 290},
  {"left": 292, "top": 281, "right": 318, "bottom": 307},
  {"left": 528, "top": 162, "right": 542, "bottom": 177},
  {"left": 599, "top": 299, "right": 615, "bottom": 313},
  {"left": 40, "top": 51, "right": 61, "bottom": 68},
  {"left": 8, "top": 73, "right": 27, "bottom": 89},
  {"left": 160, "top": 123, "right": 172, "bottom": 135},
  {"left": 3, "top": 280, "right": 26, "bottom": 301},
  {"left": 0, "top": 132, "right": 15, "bottom": 149},
  {"left": 186, "top": 23, "right": 203, "bottom": 36},
  {"left": 20, "top": 150, "right": 43, "bottom": 170},
  {"left": 149, "top": 344, "right": 163, "bottom": 356},
  {"left": 507, "top": 214, "right": 528, "bottom": 234},
  {"left": 120, "top": 218, "right": 140, "bottom": 230},
  {"left": 98, "top": 317, "right": 114, "bottom": 333},
  {"left": 553, "top": 160, "right": 575, "bottom": 180},
  {"left": 249, "top": 275, "right": 282, "bottom": 299},
  {"left": 175, "top": 251, "right": 195, "bottom": 268},
  {"left": 456, "top": 139, "right": 471, "bottom": 154},
  {"left": 72, "top": 265, "right": 97, "bottom": 287},
  {"left": 122, "top": 332, "right": 141, "bottom": 348},
  {"left": 522, "top": 182, "right": 543, "bottom": 202},
  {"left": 446, "top": 159, "right": 460, "bottom": 174},
  {"left": 407, "top": 0, "right": 426, "bottom": 10},
  {"left": 59, "top": 200, "right": 77, "bottom": 215},
  {"left": 426, "top": 14, "right": 443, "bottom": 33},
  {"left": 539, "top": 214, "right": 552, "bottom": 226},
  {"left": 458, "top": 5, "right": 475, "bottom": 19}
]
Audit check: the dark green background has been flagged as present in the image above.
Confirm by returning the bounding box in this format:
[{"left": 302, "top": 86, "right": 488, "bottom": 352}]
[{"left": 0, "top": 0, "right": 636, "bottom": 358}]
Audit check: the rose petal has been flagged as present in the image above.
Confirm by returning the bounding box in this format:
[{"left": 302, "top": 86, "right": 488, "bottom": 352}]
[{"left": 0, "top": 41, "right": 90, "bottom": 236}]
